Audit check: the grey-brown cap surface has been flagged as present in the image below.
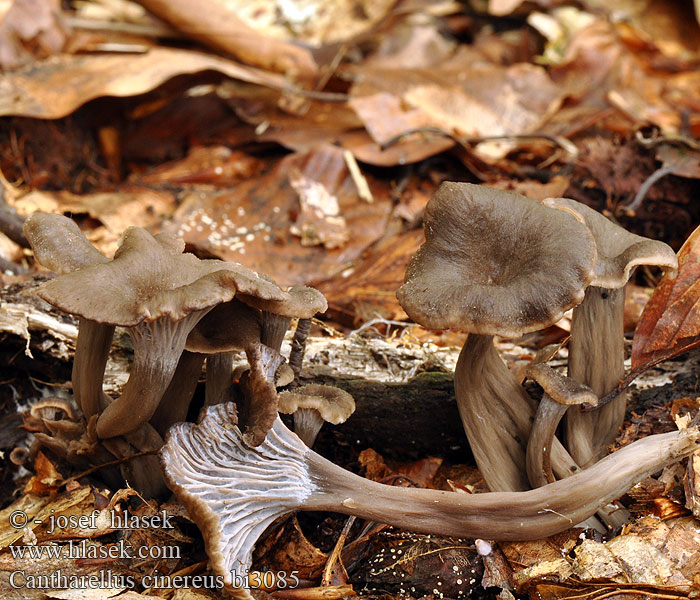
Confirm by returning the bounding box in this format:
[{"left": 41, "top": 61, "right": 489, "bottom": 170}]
[
  {"left": 278, "top": 383, "right": 356, "bottom": 446},
  {"left": 543, "top": 197, "right": 678, "bottom": 288},
  {"left": 36, "top": 226, "right": 286, "bottom": 327},
  {"left": 397, "top": 182, "right": 597, "bottom": 339},
  {"left": 23, "top": 212, "right": 110, "bottom": 273},
  {"left": 239, "top": 285, "right": 328, "bottom": 319}
]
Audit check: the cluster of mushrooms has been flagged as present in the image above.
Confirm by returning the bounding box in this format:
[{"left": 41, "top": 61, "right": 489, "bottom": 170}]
[
  {"left": 23, "top": 212, "right": 354, "bottom": 499},
  {"left": 23, "top": 184, "right": 700, "bottom": 600}
]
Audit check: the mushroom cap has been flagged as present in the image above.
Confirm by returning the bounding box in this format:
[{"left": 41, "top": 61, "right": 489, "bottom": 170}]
[
  {"left": 397, "top": 183, "right": 597, "bottom": 338},
  {"left": 278, "top": 384, "right": 355, "bottom": 425},
  {"left": 543, "top": 198, "right": 678, "bottom": 288},
  {"left": 36, "top": 226, "right": 288, "bottom": 326},
  {"left": 23, "top": 212, "right": 109, "bottom": 273},
  {"left": 186, "top": 299, "right": 262, "bottom": 353},
  {"left": 239, "top": 285, "right": 328, "bottom": 319}
]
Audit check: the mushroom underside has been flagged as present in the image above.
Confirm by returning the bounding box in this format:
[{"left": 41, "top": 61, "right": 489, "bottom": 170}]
[{"left": 160, "top": 402, "right": 700, "bottom": 600}]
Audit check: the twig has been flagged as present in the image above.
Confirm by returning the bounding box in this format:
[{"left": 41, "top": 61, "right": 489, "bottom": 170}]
[
  {"left": 60, "top": 450, "right": 158, "bottom": 487},
  {"left": 0, "top": 192, "right": 28, "bottom": 249},
  {"left": 380, "top": 127, "right": 579, "bottom": 161},
  {"left": 624, "top": 164, "right": 675, "bottom": 215},
  {"left": 321, "top": 515, "right": 355, "bottom": 586},
  {"left": 289, "top": 318, "right": 312, "bottom": 379}
]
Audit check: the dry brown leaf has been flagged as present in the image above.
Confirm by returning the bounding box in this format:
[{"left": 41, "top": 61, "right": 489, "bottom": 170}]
[
  {"left": 358, "top": 447, "right": 442, "bottom": 488},
  {"left": 289, "top": 167, "right": 349, "bottom": 249},
  {"left": 656, "top": 144, "right": 700, "bottom": 179},
  {"left": 318, "top": 228, "right": 424, "bottom": 326},
  {"left": 362, "top": 22, "right": 456, "bottom": 70},
  {"left": 350, "top": 61, "right": 562, "bottom": 161},
  {"left": 0, "top": 0, "right": 67, "bottom": 69},
  {"left": 631, "top": 225, "right": 700, "bottom": 369},
  {"left": 253, "top": 515, "right": 327, "bottom": 580},
  {"left": 24, "top": 451, "right": 63, "bottom": 495},
  {"left": 135, "top": 0, "right": 317, "bottom": 77},
  {"left": 338, "top": 128, "right": 455, "bottom": 167},
  {"left": 167, "top": 144, "right": 392, "bottom": 286},
  {"left": 132, "top": 145, "right": 264, "bottom": 186},
  {"left": 0, "top": 47, "right": 287, "bottom": 119},
  {"left": 13, "top": 187, "right": 175, "bottom": 256}
]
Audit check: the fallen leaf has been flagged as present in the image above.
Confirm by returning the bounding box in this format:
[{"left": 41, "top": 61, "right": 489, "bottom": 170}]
[
  {"left": 350, "top": 61, "right": 562, "bottom": 161},
  {"left": 253, "top": 515, "right": 327, "bottom": 580},
  {"left": 631, "top": 224, "right": 700, "bottom": 369},
  {"left": 24, "top": 451, "right": 63, "bottom": 495},
  {"left": 289, "top": 167, "right": 349, "bottom": 249},
  {"left": 167, "top": 144, "right": 393, "bottom": 287},
  {"left": 14, "top": 187, "right": 175, "bottom": 256},
  {"left": 0, "top": 0, "right": 67, "bottom": 69},
  {"left": 656, "top": 144, "right": 700, "bottom": 179},
  {"left": 135, "top": 0, "right": 317, "bottom": 77},
  {"left": 318, "top": 228, "right": 424, "bottom": 326},
  {"left": 132, "top": 145, "right": 264, "bottom": 186},
  {"left": 0, "top": 47, "right": 287, "bottom": 119},
  {"left": 351, "top": 528, "right": 482, "bottom": 599},
  {"left": 358, "top": 447, "right": 442, "bottom": 488}
]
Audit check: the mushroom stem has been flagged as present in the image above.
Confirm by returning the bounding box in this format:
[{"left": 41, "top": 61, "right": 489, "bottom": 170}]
[
  {"left": 151, "top": 350, "right": 206, "bottom": 436},
  {"left": 525, "top": 364, "right": 598, "bottom": 488},
  {"left": 454, "top": 333, "right": 536, "bottom": 492},
  {"left": 161, "top": 404, "right": 700, "bottom": 600},
  {"left": 293, "top": 407, "right": 324, "bottom": 447},
  {"left": 526, "top": 396, "right": 568, "bottom": 488},
  {"left": 566, "top": 287, "right": 626, "bottom": 466},
  {"left": 261, "top": 311, "right": 292, "bottom": 352},
  {"left": 72, "top": 318, "right": 115, "bottom": 418},
  {"left": 289, "top": 318, "right": 312, "bottom": 378},
  {"left": 205, "top": 352, "right": 234, "bottom": 407},
  {"left": 454, "top": 335, "right": 621, "bottom": 528},
  {"left": 97, "top": 311, "right": 209, "bottom": 439}
]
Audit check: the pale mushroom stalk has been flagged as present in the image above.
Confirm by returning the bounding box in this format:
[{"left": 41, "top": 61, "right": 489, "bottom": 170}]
[
  {"left": 524, "top": 363, "right": 598, "bottom": 488},
  {"left": 454, "top": 333, "right": 534, "bottom": 492},
  {"left": 566, "top": 286, "right": 624, "bottom": 466},
  {"left": 543, "top": 198, "right": 678, "bottom": 467},
  {"left": 289, "top": 317, "right": 312, "bottom": 377},
  {"left": 160, "top": 403, "right": 700, "bottom": 600},
  {"left": 151, "top": 350, "right": 206, "bottom": 436},
  {"left": 97, "top": 311, "right": 210, "bottom": 439},
  {"left": 456, "top": 336, "right": 587, "bottom": 488},
  {"left": 260, "top": 311, "right": 291, "bottom": 352},
  {"left": 205, "top": 352, "right": 234, "bottom": 407},
  {"left": 72, "top": 319, "right": 115, "bottom": 418}
]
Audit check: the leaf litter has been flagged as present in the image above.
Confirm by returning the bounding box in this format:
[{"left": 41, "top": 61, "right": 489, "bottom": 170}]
[{"left": 1, "top": 0, "right": 700, "bottom": 598}]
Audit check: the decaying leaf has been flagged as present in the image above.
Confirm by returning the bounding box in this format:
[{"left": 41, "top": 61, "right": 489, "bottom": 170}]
[
  {"left": 167, "top": 144, "right": 392, "bottom": 286},
  {"left": 0, "top": 47, "right": 287, "bottom": 119},
  {"left": 23, "top": 451, "right": 63, "bottom": 495},
  {"left": 0, "top": 0, "right": 67, "bottom": 69},
  {"left": 358, "top": 447, "right": 442, "bottom": 488},
  {"left": 632, "top": 225, "right": 700, "bottom": 369},
  {"left": 253, "top": 515, "right": 328, "bottom": 579},
  {"left": 351, "top": 528, "right": 483, "bottom": 599},
  {"left": 318, "top": 228, "right": 424, "bottom": 325},
  {"left": 289, "top": 167, "right": 349, "bottom": 249},
  {"left": 135, "top": 0, "right": 317, "bottom": 77}
]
